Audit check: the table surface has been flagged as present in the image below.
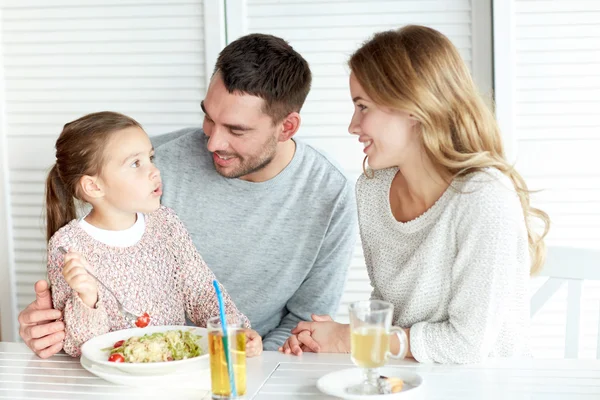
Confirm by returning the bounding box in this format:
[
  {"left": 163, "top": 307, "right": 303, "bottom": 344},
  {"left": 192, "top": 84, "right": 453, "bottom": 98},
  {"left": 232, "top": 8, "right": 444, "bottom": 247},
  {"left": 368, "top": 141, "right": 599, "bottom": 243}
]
[{"left": 2, "top": 342, "right": 600, "bottom": 399}]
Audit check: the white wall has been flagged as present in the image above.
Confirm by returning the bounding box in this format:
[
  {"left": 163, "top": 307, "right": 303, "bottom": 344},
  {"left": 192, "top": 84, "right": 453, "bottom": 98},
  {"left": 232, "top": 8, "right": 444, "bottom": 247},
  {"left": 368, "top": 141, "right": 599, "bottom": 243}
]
[
  {"left": 514, "top": 0, "right": 600, "bottom": 251},
  {"left": 0, "top": 0, "right": 495, "bottom": 340},
  {"left": 1, "top": 0, "right": 597, "bottom": 359},
  {"left": 495, "top": 0, "right": 600, "bottom": 358},
  {"left": 0, "top": 7, "right": 16, "bottom": 342},
  {"left": 517, "top": 0, "right": 600, "bottom": 358},
  {"left": 0, "top": 1, "right": 495, "bottom": 339}
]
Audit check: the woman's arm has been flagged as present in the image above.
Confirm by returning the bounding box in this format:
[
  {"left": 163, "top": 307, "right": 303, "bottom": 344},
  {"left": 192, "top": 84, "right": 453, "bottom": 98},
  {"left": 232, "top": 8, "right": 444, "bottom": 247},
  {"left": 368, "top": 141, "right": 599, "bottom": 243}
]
[{"left": 408, "top": 182, "right": 529, "bottom": 364}]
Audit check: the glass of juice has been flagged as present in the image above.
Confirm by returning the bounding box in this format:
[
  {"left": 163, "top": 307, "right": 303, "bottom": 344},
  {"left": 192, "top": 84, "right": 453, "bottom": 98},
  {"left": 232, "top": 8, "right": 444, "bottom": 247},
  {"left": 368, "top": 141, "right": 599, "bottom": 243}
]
[
  {"left": 208, "top": 315, "right": 247, "bottom": 399},
  {"left": 347, "top": 300, "right": 407, "bottom": 395}
]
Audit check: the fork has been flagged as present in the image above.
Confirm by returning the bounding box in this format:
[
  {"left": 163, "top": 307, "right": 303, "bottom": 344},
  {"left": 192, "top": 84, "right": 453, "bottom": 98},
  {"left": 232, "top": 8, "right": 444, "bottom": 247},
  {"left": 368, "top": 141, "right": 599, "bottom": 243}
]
[{"left": 57, "top": 246, "right": 140, "bottom": 327}]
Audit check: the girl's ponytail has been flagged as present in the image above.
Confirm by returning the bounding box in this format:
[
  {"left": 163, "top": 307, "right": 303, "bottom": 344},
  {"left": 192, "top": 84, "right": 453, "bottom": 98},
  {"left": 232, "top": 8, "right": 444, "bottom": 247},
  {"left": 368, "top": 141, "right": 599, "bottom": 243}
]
[{"left": 45, "top": 164, "right": 77, "bottom": 241}]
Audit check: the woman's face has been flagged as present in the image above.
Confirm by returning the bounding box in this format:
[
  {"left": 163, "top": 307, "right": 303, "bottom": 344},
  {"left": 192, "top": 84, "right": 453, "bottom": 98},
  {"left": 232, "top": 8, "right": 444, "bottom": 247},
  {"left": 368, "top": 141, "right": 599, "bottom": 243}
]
[{"left": 348, "top": 73, "right": 421, "bottom": 170}]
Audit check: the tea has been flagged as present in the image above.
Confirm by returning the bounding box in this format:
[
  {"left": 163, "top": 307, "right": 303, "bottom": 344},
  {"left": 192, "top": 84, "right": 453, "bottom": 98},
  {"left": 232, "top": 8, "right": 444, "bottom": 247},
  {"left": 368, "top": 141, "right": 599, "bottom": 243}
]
[
  {"left": 351, "top": 326, "right": 390, "bottom": 368},
  {"left": 209, "top": 330, "right": 247, "bottom": 398}
]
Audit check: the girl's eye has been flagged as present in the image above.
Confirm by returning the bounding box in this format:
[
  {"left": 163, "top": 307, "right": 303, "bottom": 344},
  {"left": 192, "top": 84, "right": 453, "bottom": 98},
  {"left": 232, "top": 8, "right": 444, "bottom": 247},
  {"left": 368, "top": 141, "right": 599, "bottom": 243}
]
[
  {"left": 357, "top": 104, "right": 367, "bottom": 111},
  {"left": 150, "top": 155, "right": 155, "bottom": 163},
  {"left": 131, "top": 160, "right": 140, "bottom": 168}
]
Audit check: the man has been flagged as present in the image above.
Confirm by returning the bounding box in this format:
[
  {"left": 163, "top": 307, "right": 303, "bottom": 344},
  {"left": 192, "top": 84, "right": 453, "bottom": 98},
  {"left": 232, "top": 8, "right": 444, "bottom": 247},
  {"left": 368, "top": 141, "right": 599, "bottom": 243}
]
[{"left": 18, "top": 33, "right": 358, "bottom": 357}]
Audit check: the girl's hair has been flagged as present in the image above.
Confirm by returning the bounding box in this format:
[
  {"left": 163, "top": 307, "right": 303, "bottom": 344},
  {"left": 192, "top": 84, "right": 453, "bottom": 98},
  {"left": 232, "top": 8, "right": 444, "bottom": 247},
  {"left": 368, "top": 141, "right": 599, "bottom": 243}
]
[
  {"left": 349, "top": 25, "right": 550, "bottom": 274},
  {"left": 45, "top": 111, "right": 142, "bottom": 241}
]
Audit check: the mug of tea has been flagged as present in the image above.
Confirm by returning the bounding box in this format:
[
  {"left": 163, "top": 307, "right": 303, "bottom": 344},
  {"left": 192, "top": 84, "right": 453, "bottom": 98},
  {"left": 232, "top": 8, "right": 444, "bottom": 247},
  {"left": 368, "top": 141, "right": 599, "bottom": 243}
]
[{"left": 347, "top": 300, "right": 407, "bottom": 395}]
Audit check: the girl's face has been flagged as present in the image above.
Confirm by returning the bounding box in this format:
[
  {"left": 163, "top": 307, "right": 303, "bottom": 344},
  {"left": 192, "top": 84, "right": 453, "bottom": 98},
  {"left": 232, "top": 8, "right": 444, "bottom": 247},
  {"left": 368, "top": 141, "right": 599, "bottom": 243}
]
[
  {"left": 93, "top": 127, "right": 162, "bottom": 214},
  {"left": 347, "top": 73, "right": 421, "bottom": 170}
]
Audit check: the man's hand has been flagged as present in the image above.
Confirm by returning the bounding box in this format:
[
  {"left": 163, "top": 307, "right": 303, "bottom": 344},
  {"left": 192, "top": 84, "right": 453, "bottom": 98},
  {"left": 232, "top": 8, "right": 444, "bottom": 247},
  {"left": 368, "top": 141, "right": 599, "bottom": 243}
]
[
  {"left": 244, "top": 329, "right": 263, "bottom": 357},
  {"left": 18, "top": 280, "right": 65, "bottom": 358},
  {"left": 279, "top": 314, "right": 351, "bottom": 356}
]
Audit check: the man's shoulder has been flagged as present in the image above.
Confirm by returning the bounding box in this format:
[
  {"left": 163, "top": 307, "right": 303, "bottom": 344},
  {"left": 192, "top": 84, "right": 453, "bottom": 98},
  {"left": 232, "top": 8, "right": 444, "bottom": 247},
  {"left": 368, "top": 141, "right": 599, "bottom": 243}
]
[
  {"left": 151, "top": 127, "right": 211, "bottom": 172},
  {"left": 150, "top": 127, "right": 204, "bottom": 150},
  {"left": 296, "top": 140, "right": 352, "bottom": 192}
]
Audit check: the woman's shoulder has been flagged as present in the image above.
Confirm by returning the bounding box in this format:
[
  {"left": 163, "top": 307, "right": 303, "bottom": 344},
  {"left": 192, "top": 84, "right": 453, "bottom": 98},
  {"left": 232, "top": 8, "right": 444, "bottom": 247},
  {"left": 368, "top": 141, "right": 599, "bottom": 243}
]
[
  {"left": 453, "top": 168, "right": 523, "bottom": 218},
  {"left": 356, "top": 168, "right": 397, "bottom": 196}
]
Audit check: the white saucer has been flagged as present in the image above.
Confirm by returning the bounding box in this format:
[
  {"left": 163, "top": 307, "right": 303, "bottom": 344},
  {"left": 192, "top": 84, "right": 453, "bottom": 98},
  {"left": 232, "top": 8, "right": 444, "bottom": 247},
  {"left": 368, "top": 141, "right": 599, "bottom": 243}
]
[
  {"left": 81, "top": 354, "right": 211, "bottom": 389},
  {"left": 316, "top": 367, "right": 423, "bottom": 399}
]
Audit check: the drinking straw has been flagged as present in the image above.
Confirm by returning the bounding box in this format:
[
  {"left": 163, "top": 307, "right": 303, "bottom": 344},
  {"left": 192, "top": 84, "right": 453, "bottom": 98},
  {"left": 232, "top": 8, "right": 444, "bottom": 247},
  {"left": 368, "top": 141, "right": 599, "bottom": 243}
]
[{"left": 213, "top": 280, "right": 237, "bottom": 397}]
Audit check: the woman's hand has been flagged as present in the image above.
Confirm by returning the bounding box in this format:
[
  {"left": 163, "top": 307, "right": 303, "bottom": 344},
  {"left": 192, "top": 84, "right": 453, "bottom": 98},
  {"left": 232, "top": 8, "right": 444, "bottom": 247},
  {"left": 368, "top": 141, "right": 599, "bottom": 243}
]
[
  {"left": 279, "top": 314, "right": 351, "bottom": 355},
  {"left": 244, "top": 329, "right": 263, "bottom": 357},
  {"left": 279, "top": 333, "right": 309, "bottom": 355},
  {"left": 62, "top": 251, "right": 98, "bottom": 308}
]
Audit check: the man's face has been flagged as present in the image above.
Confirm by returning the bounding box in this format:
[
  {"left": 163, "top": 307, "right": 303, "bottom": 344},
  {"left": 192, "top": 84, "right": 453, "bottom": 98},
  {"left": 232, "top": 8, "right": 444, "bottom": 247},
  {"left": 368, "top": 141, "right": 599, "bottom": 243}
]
[{"left": 202, "top": 74, "right": 280, "bottom": 179}]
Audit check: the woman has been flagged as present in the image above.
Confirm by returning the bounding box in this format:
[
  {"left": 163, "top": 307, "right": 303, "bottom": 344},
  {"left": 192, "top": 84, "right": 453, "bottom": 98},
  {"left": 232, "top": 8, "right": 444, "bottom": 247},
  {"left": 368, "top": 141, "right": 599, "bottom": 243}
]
[{"left": 280, "top": 25, "right": 549, "bottom": 364}]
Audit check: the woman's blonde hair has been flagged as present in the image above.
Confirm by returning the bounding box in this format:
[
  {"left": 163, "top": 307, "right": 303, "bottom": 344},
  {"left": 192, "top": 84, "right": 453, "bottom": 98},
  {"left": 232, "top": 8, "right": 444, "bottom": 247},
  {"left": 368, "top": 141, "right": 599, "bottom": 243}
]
[{"left": 349, "top": 25, "right": 550, "bottom": 274}]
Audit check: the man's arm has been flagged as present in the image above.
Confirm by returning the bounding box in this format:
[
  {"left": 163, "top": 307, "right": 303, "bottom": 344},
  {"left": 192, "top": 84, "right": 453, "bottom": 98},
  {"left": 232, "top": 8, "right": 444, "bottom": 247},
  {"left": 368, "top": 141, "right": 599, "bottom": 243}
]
[{"left": 262, "top": 182, "right": 358, "bottom": 350}]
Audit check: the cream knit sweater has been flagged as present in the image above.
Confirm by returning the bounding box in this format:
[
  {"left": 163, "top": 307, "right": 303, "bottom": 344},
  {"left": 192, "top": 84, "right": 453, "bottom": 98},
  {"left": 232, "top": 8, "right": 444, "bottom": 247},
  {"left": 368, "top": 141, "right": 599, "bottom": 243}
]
[{"left": 356, "top": 168, "right": 531, "bottom": 364}]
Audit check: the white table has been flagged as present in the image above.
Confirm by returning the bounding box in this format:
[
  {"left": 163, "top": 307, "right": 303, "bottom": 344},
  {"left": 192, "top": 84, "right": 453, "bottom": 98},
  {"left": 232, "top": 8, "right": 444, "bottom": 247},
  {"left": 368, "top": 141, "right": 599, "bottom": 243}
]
[{"left": 2, "top": 342, "right": 600, "bottom": 399}]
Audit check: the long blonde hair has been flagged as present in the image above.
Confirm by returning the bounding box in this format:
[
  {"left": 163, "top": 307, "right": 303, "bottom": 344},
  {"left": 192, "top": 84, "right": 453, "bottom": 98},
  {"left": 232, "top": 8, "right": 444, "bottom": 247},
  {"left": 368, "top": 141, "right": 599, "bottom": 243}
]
[{"left": 349, "top": 25, "right": 550, "bottom": 274}]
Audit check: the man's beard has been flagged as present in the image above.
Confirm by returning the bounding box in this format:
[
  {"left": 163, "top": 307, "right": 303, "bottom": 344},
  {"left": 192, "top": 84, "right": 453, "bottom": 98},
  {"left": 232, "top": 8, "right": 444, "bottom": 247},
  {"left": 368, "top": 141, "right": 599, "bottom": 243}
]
[{"left": 211, "top": 135, "right": 278, "bottom": 179}]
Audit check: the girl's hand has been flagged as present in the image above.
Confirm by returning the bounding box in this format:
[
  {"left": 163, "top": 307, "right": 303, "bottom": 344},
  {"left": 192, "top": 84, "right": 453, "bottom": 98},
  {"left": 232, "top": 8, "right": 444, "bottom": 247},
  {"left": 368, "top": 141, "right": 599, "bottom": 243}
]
[
  {"left": 244, "top": 329, "right": 263, "bottom": 357},
  {"left": 61, "top": 251, "right": 98, "bottom": 308}
]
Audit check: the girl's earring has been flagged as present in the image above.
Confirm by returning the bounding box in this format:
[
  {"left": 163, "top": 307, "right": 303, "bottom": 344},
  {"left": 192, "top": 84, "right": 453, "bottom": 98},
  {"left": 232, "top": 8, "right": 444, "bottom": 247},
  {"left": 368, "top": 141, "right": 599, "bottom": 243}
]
[{"left": 362, "top": 155, "right": 375, "bottom": 179}]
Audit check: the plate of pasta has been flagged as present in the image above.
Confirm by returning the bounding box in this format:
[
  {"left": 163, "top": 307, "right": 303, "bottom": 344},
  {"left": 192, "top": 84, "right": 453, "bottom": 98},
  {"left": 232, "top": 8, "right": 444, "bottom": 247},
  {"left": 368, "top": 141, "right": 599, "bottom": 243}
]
[{"left": 80, "top": 325, "right": 209, "bottom": 376}]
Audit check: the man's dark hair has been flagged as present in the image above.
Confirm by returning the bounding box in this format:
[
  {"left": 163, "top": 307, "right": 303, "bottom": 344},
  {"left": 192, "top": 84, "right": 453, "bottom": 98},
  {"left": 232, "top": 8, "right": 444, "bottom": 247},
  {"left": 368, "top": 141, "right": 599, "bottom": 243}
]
[{"left": 214, "top": 33, "right": 312, "bottom": 123}]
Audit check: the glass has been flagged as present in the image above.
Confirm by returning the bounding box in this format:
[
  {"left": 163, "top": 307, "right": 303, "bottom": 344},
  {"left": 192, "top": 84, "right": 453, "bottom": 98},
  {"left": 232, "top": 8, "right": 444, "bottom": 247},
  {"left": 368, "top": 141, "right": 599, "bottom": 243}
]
[
  {"left": 208, "top": 315, "right": 247, "bottom": 399},
  {"left": 347, "top": 300, "right": 407, "bottom": 395}
]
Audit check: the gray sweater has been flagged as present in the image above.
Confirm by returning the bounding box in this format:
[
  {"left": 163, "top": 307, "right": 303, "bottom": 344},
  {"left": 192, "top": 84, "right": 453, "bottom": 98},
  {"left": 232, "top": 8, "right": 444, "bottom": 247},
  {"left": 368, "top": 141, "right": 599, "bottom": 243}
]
[{"left": 152, "top": 128, "right": 358, "bottom": 350}]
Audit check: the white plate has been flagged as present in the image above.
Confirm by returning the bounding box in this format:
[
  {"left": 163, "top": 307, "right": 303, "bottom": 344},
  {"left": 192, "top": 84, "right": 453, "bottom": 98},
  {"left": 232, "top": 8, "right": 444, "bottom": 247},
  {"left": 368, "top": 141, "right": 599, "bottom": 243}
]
[
  {"left": 80, "top": 325, "right": 209, "bottom": 376},
  {"left": 80, "top": 354, "right": 211, "bottom": 389},
  {"left": 316, "top": 367, "right": 423, "bottom": 399}
]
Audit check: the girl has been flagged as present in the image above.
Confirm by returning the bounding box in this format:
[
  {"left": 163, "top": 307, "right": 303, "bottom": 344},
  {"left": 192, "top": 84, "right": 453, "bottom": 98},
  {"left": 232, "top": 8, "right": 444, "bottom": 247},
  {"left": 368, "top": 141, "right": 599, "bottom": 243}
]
[
  {"left": 45, "top": 111, "right": 262, "bottom": 357},
  {"left": 281, "top": 25, "right": 550, "bottom": 364}
]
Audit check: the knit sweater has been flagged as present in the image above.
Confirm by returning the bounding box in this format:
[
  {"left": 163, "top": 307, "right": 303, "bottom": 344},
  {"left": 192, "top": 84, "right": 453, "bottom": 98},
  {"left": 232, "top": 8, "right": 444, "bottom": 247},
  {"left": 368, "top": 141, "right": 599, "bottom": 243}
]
[
  {"left": 356, "top": 168, "right": 531, "bottom": 364},
  {"left": 47, "top": 206, "right": 250, "bottom": 357}
]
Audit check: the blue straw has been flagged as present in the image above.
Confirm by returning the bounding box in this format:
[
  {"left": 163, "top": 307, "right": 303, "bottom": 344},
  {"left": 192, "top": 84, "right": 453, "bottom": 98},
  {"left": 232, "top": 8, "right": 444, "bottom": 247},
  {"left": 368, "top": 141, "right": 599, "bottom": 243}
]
[{"left": 213, "top": 280, "right": 237, "bottom": 397}]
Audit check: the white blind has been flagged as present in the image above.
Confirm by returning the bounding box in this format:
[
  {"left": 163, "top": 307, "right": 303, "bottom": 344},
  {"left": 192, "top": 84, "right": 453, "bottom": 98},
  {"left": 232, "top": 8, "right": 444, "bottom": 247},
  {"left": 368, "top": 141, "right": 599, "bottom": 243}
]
[
  {"left": 0, "top": 0, "right": 207, "bottom": 336},
  {"left": 515, "top": 0, "right": 600, "bottom": 358},
  {"left": 243, "top": 0, "right": 492, "bottom": 322}
]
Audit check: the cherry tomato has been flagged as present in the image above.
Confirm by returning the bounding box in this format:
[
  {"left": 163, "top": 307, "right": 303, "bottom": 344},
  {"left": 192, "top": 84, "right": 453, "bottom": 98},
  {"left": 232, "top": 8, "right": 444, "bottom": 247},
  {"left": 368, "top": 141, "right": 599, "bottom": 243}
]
[
  {"left": 135, "top": 312, "right": 150, "bottom": 328},
  {"left": 108, "top": 353, "right": 125, "bottom": 363},
  {"left": 113, "top": 340, "right": 124, "bottom": 348}
]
